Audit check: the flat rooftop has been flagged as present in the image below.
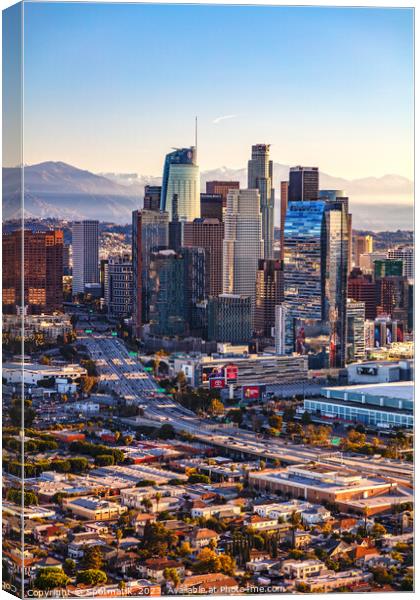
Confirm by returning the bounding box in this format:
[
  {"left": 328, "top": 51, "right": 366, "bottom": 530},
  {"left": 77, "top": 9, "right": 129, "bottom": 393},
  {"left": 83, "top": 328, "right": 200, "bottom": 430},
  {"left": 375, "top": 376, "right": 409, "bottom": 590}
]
[{"left": 324, "top": 381, "right": 414, "bottom": 401}]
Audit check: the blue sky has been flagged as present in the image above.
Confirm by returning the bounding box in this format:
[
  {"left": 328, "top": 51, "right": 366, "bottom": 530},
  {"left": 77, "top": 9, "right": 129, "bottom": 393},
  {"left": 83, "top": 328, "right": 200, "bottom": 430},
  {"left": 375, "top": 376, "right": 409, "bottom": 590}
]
[{"left": 22, "top": 3, "right": 413, "bottom": 179}]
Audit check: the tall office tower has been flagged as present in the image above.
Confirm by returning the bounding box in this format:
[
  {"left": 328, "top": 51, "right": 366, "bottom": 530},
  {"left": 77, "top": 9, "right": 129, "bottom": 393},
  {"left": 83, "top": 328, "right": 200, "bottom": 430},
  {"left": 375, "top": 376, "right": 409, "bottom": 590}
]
[
  {"left": 374, "top": 259, "right": 403, "bottom": 279},
  {"left": 319, "top": 189, "right": 352, "bottom": 273},
  {"left": 132, "top": 211, "right": 142, "bottom": 338},
  {"left": 354, "top": 234, "right": 373, "bottom": 267},
  {"left": 208, "top": 294, "right": 252, "bottom": 344},
  {"left": 181, "top": 246, "right": 207, "bottom": 336},
  {"left": 160, "top": 146, "right": 200, "bottom": 221},
  {"left": 283, "top": 200, "right": 349, "bottom": 368},
  {"left": 132, "top": 209, "right": 169, "bottom": 336},
  {"left": 3, "top": 230, "right": 64, "bottom": 314},
  {"left": 388, "top": 246, "right": 414, "bottom": 280},
  {"left": 200, "top": 193, "right": 224, "bottom": 221},
  {"left": 279, "top": 181, "right": 288, "bottom": 260},
  {"left": 143, "top": 185, "right": 162, "bottom": 211},
  {"left": 149, "top": 249, "right": 186, "bottom": 337},
  {"left": 274, "top": 304, "right": 288, "bottom": 355},
  {"left": 359, "top": 251, "right": 387, "bottom": 274},
  {"left": 100, "top": 259, "right": 109, "bottom": 299},
  {"left": 247, "top": 144, "right": 275, "bottom": 259},
  {"left": 346, "top": 299, "right": 366, "bottom": 363},
  {"left": 375, "top": 276, "right": 409, "bottom": 322},
  {"left": 223, "top": 189, "right": 264, "bottom": 312},
  {"left": 364, "top": 320, "right": 375, "bottom": 350},
  {"left": 348, "top": 269, "right": 377, "bottom": 320},
  {"left": 72, "top": 220, "right": 99, "bottom": 295},
  {"left": 106, "top": 254, "right": 133, "bottom": 318},
  {"left": 408, "top": 282, "right": 414, "bottom": 332},
  {"left": 206, "top": 180, "right": 240, "bottom": 206},
  {"left": 183, "top": 218, "right": 224, "bottom": 296},
  {"left": 168, "top": 195, "right": 184, "bottom": 252},
  {"left": 255, "top": 259, "right": 284, "bottom": 338},
  {"left": 63, "top": 243, "right": 71, "bottom": 276},
  {"left": 288, "top": 166, "right": 319, "bottom": 202}
]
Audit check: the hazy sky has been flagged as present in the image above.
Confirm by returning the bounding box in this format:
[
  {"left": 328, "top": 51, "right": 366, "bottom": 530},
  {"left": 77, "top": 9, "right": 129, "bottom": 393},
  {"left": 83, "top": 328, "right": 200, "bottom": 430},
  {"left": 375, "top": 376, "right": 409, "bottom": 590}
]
[{"left": 23, "top": 3, "right": 413, "bottom": 179}]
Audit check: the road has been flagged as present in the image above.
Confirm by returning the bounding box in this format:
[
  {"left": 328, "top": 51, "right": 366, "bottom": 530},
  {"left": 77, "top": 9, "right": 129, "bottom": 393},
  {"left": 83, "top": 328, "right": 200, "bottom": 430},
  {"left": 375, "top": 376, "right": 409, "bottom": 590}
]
[{"left": 81, "top": 332, "right": 413, "bottom": 488}]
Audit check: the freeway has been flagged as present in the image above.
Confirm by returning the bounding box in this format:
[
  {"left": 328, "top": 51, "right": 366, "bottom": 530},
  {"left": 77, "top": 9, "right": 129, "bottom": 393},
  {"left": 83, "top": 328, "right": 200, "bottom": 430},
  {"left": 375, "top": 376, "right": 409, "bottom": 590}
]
[{"left": 82, "top": 332, "right": 413, "bottom": 487}]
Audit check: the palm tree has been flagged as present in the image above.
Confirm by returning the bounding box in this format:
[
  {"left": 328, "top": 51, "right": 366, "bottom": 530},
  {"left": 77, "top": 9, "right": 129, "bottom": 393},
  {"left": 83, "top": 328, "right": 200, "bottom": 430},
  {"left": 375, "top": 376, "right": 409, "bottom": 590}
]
[
  {"left": 115, "top": 528, "right": 123, "bottom": 559},
  {"left": 155, "top": 492, "right": 162, "bottom": 512}
]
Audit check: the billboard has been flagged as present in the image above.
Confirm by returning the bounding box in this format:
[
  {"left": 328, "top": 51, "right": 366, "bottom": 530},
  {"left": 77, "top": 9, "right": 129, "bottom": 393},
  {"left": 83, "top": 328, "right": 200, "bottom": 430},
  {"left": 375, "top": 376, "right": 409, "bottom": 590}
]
[
  {"left": 202, "top": 365, "right": 224, "bottom": 384},
  {"left": 210, "top": 377, "right": 225, "bottom": 389},
  {"left": 225, "top": 364, "right": 238, "bottom": 382},
  {"left": 242, "top": 384, "right": 266, "bottom": 401}
]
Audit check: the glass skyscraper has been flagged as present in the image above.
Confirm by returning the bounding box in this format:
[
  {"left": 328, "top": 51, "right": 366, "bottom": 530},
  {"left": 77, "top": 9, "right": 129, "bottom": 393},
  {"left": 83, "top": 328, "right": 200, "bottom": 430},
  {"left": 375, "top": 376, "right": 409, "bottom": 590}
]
[
  {"left": 160, "top": 146, "right": 200, "bottom": 221},
  {"left": 282, "top": 200, "right": 349, "bottom": 368},
  {"left": 288, "top": 166, "right": 319, "bottom": 202},
  {"left": 248, "top": 144, "right": 275, "bottom": 259}
]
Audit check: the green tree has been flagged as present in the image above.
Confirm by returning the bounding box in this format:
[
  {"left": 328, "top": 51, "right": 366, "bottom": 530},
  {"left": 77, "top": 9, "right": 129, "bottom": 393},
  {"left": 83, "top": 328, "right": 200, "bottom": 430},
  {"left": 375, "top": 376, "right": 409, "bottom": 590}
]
[
  {"left": 188, "top": 473, "right": 210, "bottom": 484},
  {"left": 83, "top": 546, "right": 104, "bottom": 570},
  {"left": 95, "top": 454, "right": 115, "bottom": 467},
  {"left": 34, "top": 568, "right": 70, "bottom": 591},
  {"left": 76, "top": 569, "right": 107, "bottom": 586}
]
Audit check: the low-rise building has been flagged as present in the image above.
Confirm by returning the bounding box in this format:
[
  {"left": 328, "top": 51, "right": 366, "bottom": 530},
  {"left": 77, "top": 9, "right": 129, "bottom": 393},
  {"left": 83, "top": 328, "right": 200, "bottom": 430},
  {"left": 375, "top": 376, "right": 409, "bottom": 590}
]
[
  {"left": 283, "top": 559, "right": 326, "bottom": 579},
  {"left": 294, "top": 569, "right": 373, "bottom": 593},
  {"left": 190, "top": 503, "right": 242, "bottom": 519},
  {"left": 249, "top": 463, "right": 396, "bottom": 504},
  {"left": 3, "top": 362, "right": 87, "bottom": 386},
  {"left": 304, "top": 381, "right": 413, "bottom": 428},
  {"left": 63, "top": 497, "right": 127, "bottom": 520}
]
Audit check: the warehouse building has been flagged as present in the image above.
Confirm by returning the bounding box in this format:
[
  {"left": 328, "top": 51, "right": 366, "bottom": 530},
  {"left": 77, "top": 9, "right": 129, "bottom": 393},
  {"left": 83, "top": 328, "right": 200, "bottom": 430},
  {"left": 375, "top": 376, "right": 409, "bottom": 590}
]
[
  {"left": 248, "top": 463, "right": 396, "bottom": 504},
  {"left": 303, "top": 381, "right": 413, "bottom": 428}
]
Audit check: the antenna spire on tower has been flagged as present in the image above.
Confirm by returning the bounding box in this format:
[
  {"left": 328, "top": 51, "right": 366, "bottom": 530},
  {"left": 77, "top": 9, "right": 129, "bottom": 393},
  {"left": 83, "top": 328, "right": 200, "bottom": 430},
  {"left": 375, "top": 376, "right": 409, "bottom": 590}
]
[{"left": 195, "top": 116, "right": 198, "bottom": 150}]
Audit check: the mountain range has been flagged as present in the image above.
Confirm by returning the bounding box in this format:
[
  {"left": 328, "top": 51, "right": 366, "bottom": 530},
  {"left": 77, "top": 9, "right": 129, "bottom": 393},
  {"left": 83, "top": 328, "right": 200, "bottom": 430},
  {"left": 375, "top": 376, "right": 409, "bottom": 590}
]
[{"left": 3, "top": 161, "right": 413, "bottom": 230}]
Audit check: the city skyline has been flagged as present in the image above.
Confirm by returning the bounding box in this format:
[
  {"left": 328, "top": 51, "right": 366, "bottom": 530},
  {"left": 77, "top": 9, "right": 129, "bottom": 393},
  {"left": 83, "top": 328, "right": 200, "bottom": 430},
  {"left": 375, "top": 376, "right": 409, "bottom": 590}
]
[{"left": 20, "top": 3, "right": 413, "bottom": 180}]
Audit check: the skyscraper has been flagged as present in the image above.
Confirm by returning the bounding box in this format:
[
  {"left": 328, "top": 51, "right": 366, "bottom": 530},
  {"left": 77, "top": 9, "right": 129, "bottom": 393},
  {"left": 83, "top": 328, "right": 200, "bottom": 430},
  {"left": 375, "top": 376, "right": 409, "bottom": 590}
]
[
  {"left": 279, "top": 181, "right": 288, "bottom": 261},
  {"left": 346, "top": 299, "right": 366, "bottom": 363},
  {"left": 374, "top": 259, "right": 403, "bottom": 279},
  {"left": 288, "top": 166, "right": 319, "bottom": 202},
  {"left": 149, "top": 249, "right": 186, "bottom": 337},
  {"left": 319, "top": 189, "right": 352, "bottom": 273},
  {"left": 283, "top": 200, "right": 349, "bottom": 368},
  {"left": 248, "top": 144, "right": 275, "bottom": 259},
  {"left": 388, "top": 246, "right": 414, "bottom": 280},
  {"left": 183, "top": 218, "right": 224, "bottom": 297},
  {"left": 72, "top": 220, "right": 99, "bottom": 295},
  {"left": 208, "top": 294, "right": 252, "bottom": 344},
  {"left": 255, "top": 259, "right": 284, "bottom": 338},
  {"left": 181, "top": 246, "right": 207, "bottom": 336},
  {"left": 107, "top": 254, "right": 133, "bottom": 318},
  {"left": 205, "top": 180, "right": 240, "bottom": 206},
  {"left": 200, "top": 193, "right": 224, "bottom": 221},
  {"left": 223, "top": 189, "right": 264, "bottom": 312},
  {"left": 144, "top": 185, "right": 162, "bottom": 211},
  {"left": 160, "top": 147, "right": 200, "bottom": 221},
  {"left": 132, "top": 209, "right": 169, "bottom": 337},
  {"left": 274, "top": 304, "right": 288, "bottom": 355},
  {"left": 348, "top": 270, "right": 377, "bottom": 320},
  {"left": 132, "top": 210, "right": 142, "bottom": 338},
  {"left": 3, "top": 229, "right": 64, "bottom": 315},
  {"left": 354, "top": 234, "right": 373, "bottom": 267}
]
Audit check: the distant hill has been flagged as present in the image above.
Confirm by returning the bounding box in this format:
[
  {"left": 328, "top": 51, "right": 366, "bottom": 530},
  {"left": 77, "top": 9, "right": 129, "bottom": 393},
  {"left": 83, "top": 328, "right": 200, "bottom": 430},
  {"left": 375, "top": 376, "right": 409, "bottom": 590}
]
[
  {"left": 2, "top": 161, "right": 413, "bottom": 229},
  {"left": 3, "top": 161, "right": 140, "bottom": 222}
]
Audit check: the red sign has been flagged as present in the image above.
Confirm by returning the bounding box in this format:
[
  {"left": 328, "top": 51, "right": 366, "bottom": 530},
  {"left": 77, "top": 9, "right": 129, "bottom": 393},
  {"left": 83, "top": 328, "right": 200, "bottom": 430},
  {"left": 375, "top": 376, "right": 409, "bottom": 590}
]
[
  {"left": 210, "top": 377, "right": 226, "bottom": 389},
  {"left": 243, "top": 385, "right": 261, "bottom": 399},
  {"left": 225, "top": 364, "right": 238, "bottom": 382}
]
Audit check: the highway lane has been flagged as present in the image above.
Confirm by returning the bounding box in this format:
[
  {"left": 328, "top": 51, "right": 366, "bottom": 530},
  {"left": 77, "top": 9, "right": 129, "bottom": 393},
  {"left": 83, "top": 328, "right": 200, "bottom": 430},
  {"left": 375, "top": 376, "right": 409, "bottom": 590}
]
[{"left": 82, "top": 333, "right": 413, "bottom": 487}]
